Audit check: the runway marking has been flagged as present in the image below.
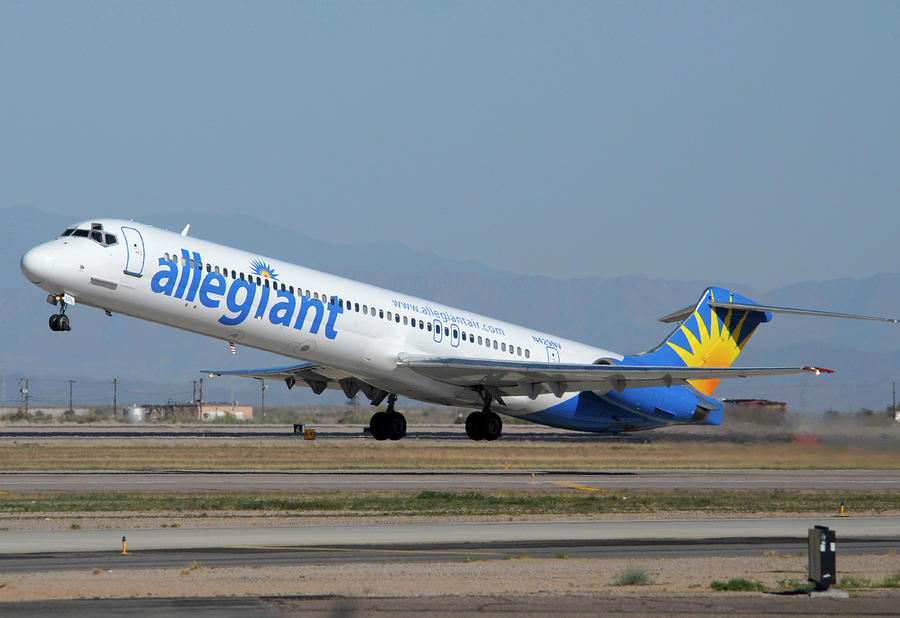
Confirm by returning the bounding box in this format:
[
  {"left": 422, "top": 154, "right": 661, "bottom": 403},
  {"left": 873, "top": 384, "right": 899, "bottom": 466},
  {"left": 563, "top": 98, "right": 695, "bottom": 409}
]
[
  {"left": 551, "top": 481, "right": 603, "bottom": 492},
  {"left": 232, "top": 545, "right": 500, "bottom": 557}
]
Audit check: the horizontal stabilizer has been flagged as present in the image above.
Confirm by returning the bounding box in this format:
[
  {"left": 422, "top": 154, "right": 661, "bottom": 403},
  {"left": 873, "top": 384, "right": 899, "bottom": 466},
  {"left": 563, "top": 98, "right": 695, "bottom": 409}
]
[{"left": 709, "top": 301, "right": 900, "bottom": 324}]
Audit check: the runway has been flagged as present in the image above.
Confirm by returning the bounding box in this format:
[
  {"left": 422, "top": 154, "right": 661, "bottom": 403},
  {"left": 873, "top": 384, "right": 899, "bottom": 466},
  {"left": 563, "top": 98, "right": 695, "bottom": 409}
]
[{"left": 2, "top": 468, "right": 899, "bottom": 492}]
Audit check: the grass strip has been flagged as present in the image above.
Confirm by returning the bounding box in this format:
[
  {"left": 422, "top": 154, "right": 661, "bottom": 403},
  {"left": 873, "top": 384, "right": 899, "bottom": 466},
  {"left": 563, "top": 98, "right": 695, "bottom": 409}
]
[
  {"left": 2, "top": 439, "right": 900, "bottom": 470},
  {"left": 1, "top": 490, "right": 897, "bottom": 516}
]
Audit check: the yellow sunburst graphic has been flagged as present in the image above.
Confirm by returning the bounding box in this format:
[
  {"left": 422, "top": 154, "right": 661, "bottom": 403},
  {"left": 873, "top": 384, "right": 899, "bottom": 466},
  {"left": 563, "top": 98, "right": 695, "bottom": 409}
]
[{"left": 665, "top": 307, "right": 756, "bottom": 396}]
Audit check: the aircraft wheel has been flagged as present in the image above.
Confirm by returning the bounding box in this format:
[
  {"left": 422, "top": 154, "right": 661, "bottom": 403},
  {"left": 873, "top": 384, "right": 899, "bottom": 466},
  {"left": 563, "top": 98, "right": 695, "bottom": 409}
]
[
  {"left": 465, "top": 412, "right": 485, "bottom": 441},
  {"left": 483, "top": 411, "right": 502, "bottom": 441},
  {"left": 369, "top": 411, "right": 389, "bottom": 441},
  {"left": 387, "top": 411, "right": 407, "bottom": 440},
  {"left": 49, "top": 314, "right": 60, "bottom": 331},
  {"left": 58, "top": 314, "right": 70, "bottom": 331}
]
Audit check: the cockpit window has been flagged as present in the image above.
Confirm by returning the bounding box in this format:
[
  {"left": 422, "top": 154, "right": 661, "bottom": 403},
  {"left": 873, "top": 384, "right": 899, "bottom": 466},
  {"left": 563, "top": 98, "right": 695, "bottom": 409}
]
[{"left": 65, "top": 223, "right": 118, "bottom": 247}]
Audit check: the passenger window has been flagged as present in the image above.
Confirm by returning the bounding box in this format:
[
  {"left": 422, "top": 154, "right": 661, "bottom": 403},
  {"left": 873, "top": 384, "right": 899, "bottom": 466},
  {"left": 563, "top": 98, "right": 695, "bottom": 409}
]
[
  {"left": 379, "top": 309, "right": 384, "bottom": 319},
  {"left": 470, "top": 334, "right": 475, "bottom": 343},
  {"left": 419, "top": 320, "right": 424, "bottom": 329},
  {"left": 477, "top": 336, "right": 483, "bottom": 345},
  {"left": 395, "top": 314, "right": 400, "bottom": 323},
  {"left": 264, "top": 279, "right": 269, "bottom": 288},
  {"left": 403, "top": 316, "right": 408, "bottom": 325},
  {"left": 289, "top": 285, "right": 294, "bottom": 294},
  {"left": 501, "top": 343, "right": 506, "bottom": 352},
  {"left": 355, "top": 303, "right": 360, "bottom": 312},
  {"left": 362, "top": 305, "right": 368, "bottom": 315},
  {"left": 231, "top": 270, "right": 236, "bottom": 279},
  {"left": 517, "top": 347, "right": 522, "bottom": 356},
  {"left": 387, "top": 311, "right": 392, "bottom": 321},
  {"left": 493, "top": 340, "right": 498, "bottom": 350},
  {"left": 427, "top": 322, "right": 432, "bottom": 332},
  {"left": 183, "top": 256, "right": 188, "bottom": 267},
  {"left": 338, "top": 299, "right": 343, "bottom": 308},
  {"left": 240, "top": 272, "right": 245, "bottom": 281},
  {"left": 206, "top": 263, "right": 211, "bottom": 273},
  {"left": 525, "top": 349, "right": 530, "bottom": 359},
  {"left": 306, "top": 290, "right": 311, "bottom": 298},
  {"left": 314, "top": 292, "right": 319, "bottom": 300}
]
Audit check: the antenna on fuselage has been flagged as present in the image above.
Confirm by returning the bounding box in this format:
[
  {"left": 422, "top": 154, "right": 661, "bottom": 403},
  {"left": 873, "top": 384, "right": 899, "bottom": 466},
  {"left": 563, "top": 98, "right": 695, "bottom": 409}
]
[{"left": 181, "top": 224, "right": 190, "bottom": 237}]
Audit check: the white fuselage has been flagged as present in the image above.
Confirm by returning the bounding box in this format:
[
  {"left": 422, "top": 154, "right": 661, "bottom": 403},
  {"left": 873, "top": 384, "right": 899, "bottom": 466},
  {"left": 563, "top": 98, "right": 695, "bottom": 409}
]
[{"left": 20, "top": 219, "right": 621, "bottom": 415}]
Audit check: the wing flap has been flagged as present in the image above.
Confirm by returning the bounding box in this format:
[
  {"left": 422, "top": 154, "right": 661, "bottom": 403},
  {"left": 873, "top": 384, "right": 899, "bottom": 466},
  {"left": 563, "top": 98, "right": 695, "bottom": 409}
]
[
  {"left": 202, "top": 362, "right": 388, "bottom": 401},
  {"left": 399, "top": 357, "right": 831, "bottom": 399}
]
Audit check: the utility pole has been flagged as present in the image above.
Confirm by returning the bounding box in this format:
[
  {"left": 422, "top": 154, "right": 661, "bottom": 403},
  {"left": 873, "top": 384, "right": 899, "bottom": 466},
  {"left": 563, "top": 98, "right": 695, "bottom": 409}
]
[
  {"left": 20, "top": 378, "right": 29, "bottom": 414},
  {"left": 198, "top": 378, "right": 203, "bottom": 417},
  {"left": 260, "top": 379, "right": 266, "bottom": 422},
  {"left": 192, "top": 380, "right": 198, "bottom": 403},
  {"left": 68, "top": 380, "right": 75, "bottom": 413},
  {"left": 894, "top": 381, "right": 898, "bottom": 423},
  {"left": 112, "top": 378, "right": 118, "bottom": 417}
]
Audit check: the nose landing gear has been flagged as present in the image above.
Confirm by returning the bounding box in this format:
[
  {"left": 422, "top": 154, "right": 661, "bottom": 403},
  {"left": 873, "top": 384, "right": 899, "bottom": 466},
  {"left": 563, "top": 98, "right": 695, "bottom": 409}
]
[{"left": 49, "top": 299, "right": 71, "bottom": 332}]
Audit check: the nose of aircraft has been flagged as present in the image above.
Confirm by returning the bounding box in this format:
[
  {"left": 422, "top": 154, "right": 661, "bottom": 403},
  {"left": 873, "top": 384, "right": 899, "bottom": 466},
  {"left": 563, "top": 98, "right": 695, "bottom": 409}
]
[{"left": 20, "top": 243, "right": 56, "bottom": 284}]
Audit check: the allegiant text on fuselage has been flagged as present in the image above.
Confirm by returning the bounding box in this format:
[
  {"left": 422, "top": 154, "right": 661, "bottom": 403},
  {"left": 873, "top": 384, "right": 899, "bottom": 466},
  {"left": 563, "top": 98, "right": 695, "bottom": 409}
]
[{"left": 150, "top": 250, "right": 342, "bottom": 339}]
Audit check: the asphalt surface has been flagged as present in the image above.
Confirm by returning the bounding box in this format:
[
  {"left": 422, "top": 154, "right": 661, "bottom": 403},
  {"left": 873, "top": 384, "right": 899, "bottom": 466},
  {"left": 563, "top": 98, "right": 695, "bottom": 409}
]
[
  {"left": 2, "top": 517, "right": 899, "bottom": 554},
  {"left": 1, "top": 537, "right": 896, "bottom": 573},
  {"left": 6, "top": 593, "right": 900, "bottom": 617},
  {"left": 3, "top": 468, "right": 899, "bottom": 492}
]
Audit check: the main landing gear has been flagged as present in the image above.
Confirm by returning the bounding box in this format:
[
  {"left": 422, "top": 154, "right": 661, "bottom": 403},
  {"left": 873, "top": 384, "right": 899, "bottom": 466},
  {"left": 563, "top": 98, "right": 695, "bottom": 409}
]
[
  {"left": 49, "top": 300, "right": 71, "bottom": 332},
  {"left": 369, "top": 394, "right": 407, "bottom": 441},
  {"left": 465, "top": 395, "right": 502, "bottom": 441}
]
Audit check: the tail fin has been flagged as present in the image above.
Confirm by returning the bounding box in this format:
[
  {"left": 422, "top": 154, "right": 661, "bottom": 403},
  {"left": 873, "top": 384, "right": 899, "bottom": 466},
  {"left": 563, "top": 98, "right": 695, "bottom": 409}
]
[{"left": 634, "top": 287, "right": 772, "bottom": 396}]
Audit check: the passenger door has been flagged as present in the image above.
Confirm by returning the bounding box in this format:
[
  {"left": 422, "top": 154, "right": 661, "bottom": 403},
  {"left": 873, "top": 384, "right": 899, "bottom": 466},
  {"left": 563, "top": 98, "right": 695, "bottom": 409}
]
[{"left": 121, "top": 226, "right": 145, "bottom": 277}]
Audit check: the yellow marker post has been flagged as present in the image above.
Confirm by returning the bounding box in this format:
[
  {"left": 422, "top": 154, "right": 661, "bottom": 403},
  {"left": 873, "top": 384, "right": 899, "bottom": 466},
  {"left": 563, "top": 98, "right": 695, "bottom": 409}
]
[
  {"left": 121, "top": 536, "right": 129, "bottom": 555},
  {"left": 840, "top": 501, "right": 845, "bottom": 517},
  {"left": 531, "top": 473, "right": 535, "bottom": 484},
  {"left": 505, "top": 461, "right": 509, "bottom": 471}
]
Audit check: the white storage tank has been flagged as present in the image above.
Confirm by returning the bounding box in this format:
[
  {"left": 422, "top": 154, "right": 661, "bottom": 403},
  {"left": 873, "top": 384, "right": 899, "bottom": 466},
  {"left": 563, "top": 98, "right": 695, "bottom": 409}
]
[{"left": 123, "top": 405, "right": 146, "bottom": 423}]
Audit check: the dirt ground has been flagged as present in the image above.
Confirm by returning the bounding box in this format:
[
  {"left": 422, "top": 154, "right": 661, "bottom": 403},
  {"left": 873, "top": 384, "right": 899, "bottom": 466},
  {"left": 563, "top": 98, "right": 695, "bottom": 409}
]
[{"left": 1, "top": 553, "right": 898, "bottom": 603}]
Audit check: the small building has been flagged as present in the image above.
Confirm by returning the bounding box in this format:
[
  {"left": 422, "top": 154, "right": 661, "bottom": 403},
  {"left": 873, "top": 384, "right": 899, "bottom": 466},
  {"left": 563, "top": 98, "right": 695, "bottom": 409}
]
[
  {"left": 721, "top": 399, "right": 788, "bottom": 425},
  {"left": 139, "top": 402, "right": 254, "bottom": 421}
]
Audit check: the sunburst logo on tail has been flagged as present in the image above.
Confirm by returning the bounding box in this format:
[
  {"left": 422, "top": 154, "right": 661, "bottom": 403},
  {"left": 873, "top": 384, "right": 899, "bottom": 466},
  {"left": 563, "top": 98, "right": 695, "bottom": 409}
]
[{"left": 665, "top": 293, "right": 759, "bottom": 396}]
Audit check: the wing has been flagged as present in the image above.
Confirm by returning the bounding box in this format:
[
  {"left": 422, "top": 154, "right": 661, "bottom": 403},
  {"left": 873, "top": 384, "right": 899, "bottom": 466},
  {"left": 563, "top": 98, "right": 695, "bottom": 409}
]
[
  {"left": 203, "top": 362, "right": 391, "bottom": 403},
  {"left": 399, "top": 356, "right": 831, "bottom": 400}
]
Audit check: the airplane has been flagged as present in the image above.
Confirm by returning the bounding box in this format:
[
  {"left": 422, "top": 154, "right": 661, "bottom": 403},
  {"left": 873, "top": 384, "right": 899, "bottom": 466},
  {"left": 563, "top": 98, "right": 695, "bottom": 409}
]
[{"left": 19, "top": 219, "right": 898, "bottom": 441}]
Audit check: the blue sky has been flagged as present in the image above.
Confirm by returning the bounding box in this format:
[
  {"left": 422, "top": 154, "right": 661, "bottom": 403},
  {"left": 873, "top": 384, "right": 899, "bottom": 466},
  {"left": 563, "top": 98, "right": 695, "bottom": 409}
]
[{"left": 3, "top": 2, "right": 898, "bottom": 288}]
